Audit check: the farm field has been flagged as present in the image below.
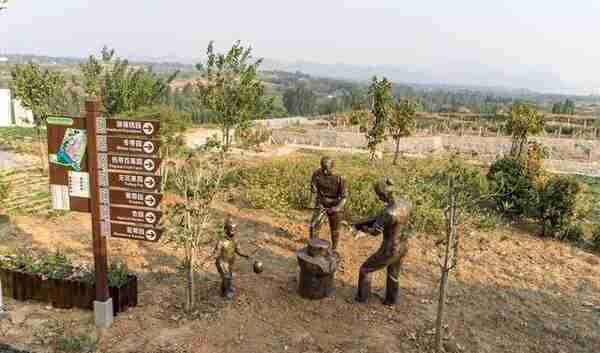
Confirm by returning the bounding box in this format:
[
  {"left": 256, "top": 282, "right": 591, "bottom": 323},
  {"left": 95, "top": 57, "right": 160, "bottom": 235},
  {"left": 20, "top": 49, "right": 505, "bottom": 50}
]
[{"left": 1, "top": 150, "right": 600, "bottom": 353}]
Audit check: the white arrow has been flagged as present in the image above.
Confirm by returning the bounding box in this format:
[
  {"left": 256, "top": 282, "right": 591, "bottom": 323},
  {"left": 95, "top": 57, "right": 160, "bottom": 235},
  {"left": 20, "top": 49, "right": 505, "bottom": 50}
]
[
  {"left": 144, "top": 194, "right": 157, "bottom": 207},
  {"left": 145, "top": 229, "right": 157, "bottom": 241},
  {"left": 144, "top": 176, "right": 156, "bottom": 189},
  {"left": 143, "top": 141, "right": 155, "bottom": 154},
  {"left": 143, "top": 159, "right": 155, "bottom": 172},
  {"left": 142, "top": 122, "right": 154, "bottom": 135},
  {"left": 145, "top": 212, "right": 157, "bottom": 224}
]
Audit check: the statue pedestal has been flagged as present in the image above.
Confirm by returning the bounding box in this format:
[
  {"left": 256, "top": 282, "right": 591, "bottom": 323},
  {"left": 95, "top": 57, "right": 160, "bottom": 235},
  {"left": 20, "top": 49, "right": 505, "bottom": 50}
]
[{"left": 297, "top": 239, "right": 338, "bottom": 299}]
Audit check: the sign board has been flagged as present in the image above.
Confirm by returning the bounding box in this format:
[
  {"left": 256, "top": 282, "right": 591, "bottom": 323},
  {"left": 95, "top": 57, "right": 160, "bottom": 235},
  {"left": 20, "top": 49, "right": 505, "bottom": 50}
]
[
  {"left": 105, "top": 137, "right": 160, "bottom": 156},
  {"left": 110, "top": 206, "right": 162, "bottom": 226},
  {"left": 107, "top": 119, "right": 160, "bottom": 137},
  {"left": 107, "top": 154, "right": 161, "bottom": 174},
  {"left": 47, "top": 116, "right": 91, "bottom": 213},
  {"left": 110, "top": 222, "right": 162, "bottom": 242},
  {"left": 47, "top": 116, "right": 74, "bottom": 126},
  {"left": 109, "top": 189, "right": 162, "bottom": 208},
  {"left": 68, "top": 171, "right": 90, "bottom": 198},
  {"left": 108, "top": 172, "right": 161, "bottom": 192}
]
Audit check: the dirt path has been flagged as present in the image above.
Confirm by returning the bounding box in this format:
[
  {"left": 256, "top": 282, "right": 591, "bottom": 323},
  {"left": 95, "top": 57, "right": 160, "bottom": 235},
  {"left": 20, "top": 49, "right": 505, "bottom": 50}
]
[{"left": 1, "top": 200, "right": 600, "bottom": 352}]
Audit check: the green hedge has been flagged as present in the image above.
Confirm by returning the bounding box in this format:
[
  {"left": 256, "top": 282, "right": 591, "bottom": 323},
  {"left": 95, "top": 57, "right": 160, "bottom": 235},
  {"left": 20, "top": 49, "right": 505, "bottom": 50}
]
[{"left": 229, "top": 153, "right": 490, "bottom": 234}]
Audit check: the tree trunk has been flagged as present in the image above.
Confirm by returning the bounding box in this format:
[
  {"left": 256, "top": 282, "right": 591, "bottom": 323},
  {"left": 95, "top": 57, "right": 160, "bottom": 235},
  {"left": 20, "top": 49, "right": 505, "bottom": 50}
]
[
  {"left": 393, "top": 138, "right": 400, "bottom": 165},
  {"left": 435, "top": 182, "right": 456, "bottom": 352},
  {"left": 435, "top": 263, "right": 449, "bottom": 352},
  {"left": 186, "top": 253, "right": 195, "bottom": 312},
  {"left": 36, "top": 125, "right": 48, "bottom": 173}
]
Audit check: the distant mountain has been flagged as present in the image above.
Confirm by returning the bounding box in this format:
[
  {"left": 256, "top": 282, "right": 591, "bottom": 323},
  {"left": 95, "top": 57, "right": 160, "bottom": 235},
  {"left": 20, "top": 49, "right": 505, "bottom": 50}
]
[
  {"left": 260, "top": 59, "right": 568, "bottom": 94},
  {"left": 3, "top": 53, "right": 574, "bottom": 95}
]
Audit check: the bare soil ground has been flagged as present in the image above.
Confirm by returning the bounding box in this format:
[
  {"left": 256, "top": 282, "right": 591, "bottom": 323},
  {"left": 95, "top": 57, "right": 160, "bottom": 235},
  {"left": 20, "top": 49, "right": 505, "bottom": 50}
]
[{"left": 1, "top": 186, "right": 600, "bottom": 353}]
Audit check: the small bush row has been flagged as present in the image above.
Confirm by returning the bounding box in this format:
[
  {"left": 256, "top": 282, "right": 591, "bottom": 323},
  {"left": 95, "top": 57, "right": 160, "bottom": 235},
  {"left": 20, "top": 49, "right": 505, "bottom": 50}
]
[
  {"left": 0, "top": 251, "right": 130, "bottom": 287},
  {"left": 487, "top": 155, "right": 591, "bottom": 241}
]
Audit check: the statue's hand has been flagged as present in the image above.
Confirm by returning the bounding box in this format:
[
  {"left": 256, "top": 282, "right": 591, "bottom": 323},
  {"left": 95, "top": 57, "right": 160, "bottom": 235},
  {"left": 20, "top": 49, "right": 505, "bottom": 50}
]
[{"left": 351, "top": 226, "right": 364, "bottom": 240}]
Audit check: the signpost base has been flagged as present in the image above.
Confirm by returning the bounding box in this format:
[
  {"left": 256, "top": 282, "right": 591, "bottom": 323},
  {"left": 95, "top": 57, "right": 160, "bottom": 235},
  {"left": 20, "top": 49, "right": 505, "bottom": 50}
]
[{"left": 94, "top": 299, "right": 114, "bottom": 328}]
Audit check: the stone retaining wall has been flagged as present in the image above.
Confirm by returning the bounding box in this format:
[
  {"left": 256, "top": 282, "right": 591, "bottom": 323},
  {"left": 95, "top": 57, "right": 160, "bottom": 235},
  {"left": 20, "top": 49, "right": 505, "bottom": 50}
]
[{"left": 272, "top": 129, "right": 600, "bottom": 161}]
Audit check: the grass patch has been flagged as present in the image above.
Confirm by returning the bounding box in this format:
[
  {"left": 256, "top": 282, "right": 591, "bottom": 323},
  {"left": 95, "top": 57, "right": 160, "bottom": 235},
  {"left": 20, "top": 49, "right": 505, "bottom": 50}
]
[
  {"left": 228, "top": 152, "right": 491, "bottom": 234},
  {"left": 0, "top": 126, "right": 43, "bottom": 154}
]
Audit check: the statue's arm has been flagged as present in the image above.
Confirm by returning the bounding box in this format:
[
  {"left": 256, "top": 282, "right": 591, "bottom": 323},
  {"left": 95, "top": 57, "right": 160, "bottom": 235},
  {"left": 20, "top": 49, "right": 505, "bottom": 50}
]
[
  {"left": 353, "top": 216, "right": 378, "bottom": 233},
  {"left": 330, "top": 176, "right": 348, "bottom": 212},
  {"left": 354, "top": 213, "right": 387, "bottom": 236},
  {"left": 235, "top": 243, "right": 250, "bottom": 259}
]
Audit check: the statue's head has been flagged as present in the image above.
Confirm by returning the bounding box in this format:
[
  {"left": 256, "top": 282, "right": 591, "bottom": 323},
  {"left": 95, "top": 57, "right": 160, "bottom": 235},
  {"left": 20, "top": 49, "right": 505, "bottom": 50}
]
[
  {"left": 224, "top": 217, "right": 237, "bottom": 238},
  {"left": 374, "top": 178, "right": 395, "bottom": 204},
  {"left": 320, "top": 156, "right": 335, "bottom": 175}
]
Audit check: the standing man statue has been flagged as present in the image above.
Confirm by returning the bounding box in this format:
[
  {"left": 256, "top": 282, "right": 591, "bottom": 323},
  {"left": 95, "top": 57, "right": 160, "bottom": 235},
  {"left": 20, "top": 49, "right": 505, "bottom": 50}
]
[
  {"left": 309, "top": 156, "right": 347, "bottom": 254},
  {"left": 351, "top": 178, "right": 411, "bottom": 305}
]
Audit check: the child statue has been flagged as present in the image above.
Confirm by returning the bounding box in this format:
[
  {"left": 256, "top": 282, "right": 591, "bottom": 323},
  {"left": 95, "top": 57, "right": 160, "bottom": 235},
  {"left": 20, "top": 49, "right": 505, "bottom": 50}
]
[{"left": 214, "top": 217, "right": 262, "bottom": 299}]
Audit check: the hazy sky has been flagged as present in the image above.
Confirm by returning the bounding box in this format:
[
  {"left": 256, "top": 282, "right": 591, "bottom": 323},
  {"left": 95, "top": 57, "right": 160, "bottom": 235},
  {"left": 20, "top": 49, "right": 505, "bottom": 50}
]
[{"left": 1, "top": 0, "right": 599, "bottom": 90}]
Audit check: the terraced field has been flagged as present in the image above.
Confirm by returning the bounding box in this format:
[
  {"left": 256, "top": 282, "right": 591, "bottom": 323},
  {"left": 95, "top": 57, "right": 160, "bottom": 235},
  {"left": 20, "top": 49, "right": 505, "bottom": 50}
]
[{"left": 0, "top": 167, "right": 51, "bottom": 216}]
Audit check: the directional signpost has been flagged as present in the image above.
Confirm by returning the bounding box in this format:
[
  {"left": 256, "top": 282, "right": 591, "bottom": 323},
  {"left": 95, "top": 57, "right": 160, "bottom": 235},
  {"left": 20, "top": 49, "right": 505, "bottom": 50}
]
[
  {"left": 97, "top": 116, "right": 163, "bottom": 243},
  {"left": 46, "top": 100, "right": 163, "bottom": 329}
]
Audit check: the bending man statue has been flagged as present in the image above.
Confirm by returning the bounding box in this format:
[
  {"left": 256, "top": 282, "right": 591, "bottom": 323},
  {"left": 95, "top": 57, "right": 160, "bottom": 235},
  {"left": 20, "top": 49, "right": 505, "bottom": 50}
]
[
  {"left": 351, "top": 178, "right": 411, "bottom": 305},
  {"left": 310, "top": 156, "right": 347, "bottom": 253}
]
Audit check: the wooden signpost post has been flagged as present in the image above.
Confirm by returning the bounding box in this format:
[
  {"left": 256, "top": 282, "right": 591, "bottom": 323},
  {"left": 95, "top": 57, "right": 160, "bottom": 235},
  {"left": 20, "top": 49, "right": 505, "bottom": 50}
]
[{"left": 46, "top": 100, "right": 162, "bottom": 328}]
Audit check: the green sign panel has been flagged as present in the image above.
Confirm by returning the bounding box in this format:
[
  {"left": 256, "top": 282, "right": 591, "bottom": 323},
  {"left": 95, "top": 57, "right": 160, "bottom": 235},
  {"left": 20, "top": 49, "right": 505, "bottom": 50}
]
[{"left": 47, "top": 116, "right": 74, "bottom": 126}]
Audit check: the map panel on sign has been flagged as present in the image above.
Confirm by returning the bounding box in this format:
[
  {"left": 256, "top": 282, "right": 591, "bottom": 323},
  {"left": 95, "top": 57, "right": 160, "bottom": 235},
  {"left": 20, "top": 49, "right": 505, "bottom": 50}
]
[
  {"left": 110, "top": 206, "right": 162, "bottom": 226},
  {"left": 110, "top": 222, "right": 162, "bottom": 242},
  {"left": 109, "top": 189, "right": 162, "bottom": 208},
  {"left": 109, "top": 172, "right": 161, "bottom": 192},
  {"left": 106, "top": 119, "right": 160, "bottom": 137},
  {"left": 107, "top": 137, "right": 160, "bottom": 156},
  {"left": 107, "top": 154, "right": 161, "bottom": 173}
]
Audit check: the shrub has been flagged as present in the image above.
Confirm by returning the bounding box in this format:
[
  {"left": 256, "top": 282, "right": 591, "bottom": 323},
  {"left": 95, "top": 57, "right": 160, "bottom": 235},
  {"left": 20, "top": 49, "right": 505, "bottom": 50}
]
[
  {"left": 232, "top": 154, "right": 489, "bottom": 234},
  {"left": 487, "top": 157, "right": 538, "bottom": 216},
  {"left": 559, "top": 223, "right": 584, "bottom": 242},
  {"left": 539, "top": 176, "right": 581, "bottom": 238},
  {"left": 235, "top": 124, "right": 272, "bottom": 151},
  {"left": 592, "top": 225, "right": 600, "bottom": 250},
  {"left": 39, "top": 250, "right": 74, "bottom": 279},
  {"left": 122, "top": 105, "right": 192, "bottom": 159},
  {"left": 108, "top": 261, "right": 129, "bottom": 288}
]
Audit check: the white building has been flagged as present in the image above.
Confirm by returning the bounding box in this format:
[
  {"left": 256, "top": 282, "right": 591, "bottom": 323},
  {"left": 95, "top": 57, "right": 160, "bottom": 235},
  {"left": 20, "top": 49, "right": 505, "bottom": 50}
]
[
  {"left": 0, "top": 89, "right": 34, "bottom": 127},
  {"left": 0, "top": 89, "right": 11, "bottom": 126}
]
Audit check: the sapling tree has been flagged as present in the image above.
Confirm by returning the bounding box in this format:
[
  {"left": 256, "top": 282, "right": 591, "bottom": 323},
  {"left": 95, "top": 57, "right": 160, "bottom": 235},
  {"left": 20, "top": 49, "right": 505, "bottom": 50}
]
[
  {"left": 163, "top": 152, "right": 224, "bottom": 312},
  {"left": 10, "top": 62, "right": 66, "bottom": 170},
  {"left": 195, "top": 41, "right": 273, "bottom": 151},
  {"left": 389, "top": 98, "right": 417, "bottom": 165},
  {"left": 430, "top": 155, "right": 490, "bottom": 352},
  {"left": 506, "top": 102, "right": 544, "bottom": 159},
  {"left": 80, "top": 46, "right": 177, "bottom": 115},
  {"left": 366, "top": 77, "right": 392, "bottom": 161}
]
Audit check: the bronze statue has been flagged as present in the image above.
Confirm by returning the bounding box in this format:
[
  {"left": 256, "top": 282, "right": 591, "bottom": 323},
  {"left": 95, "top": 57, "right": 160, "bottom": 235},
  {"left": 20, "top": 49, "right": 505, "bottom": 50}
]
[
  {"left": 214, "top": 217, "right": 258, "bottom": 299},
  {"left": 309, "top": 156, "right": 347, "bottom": 253},
  {"left": 351, "top": 178, "right": 411, "bottom": 305}
]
